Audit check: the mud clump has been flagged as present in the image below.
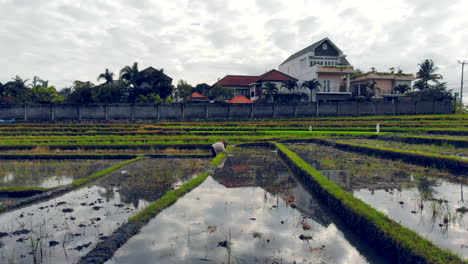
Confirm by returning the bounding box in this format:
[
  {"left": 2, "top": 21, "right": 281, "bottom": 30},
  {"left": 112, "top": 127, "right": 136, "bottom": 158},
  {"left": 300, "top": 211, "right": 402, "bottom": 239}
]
[
  {"left": 12, "top": 229, "right": 30, "bottom": 236},
  {"left": 49, "top": 241, "right": 59, "bottom": 247},
  {"left": 72, "top": 242, "right": 92, "bottom": 251},
  {"left": 62, "top": 208, "right": 74, "bottom": 213}
]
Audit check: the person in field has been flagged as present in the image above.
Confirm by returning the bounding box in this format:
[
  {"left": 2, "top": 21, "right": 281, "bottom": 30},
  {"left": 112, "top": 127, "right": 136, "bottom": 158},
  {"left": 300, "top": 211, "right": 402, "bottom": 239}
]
[{"left": 211, "top": 141, "right": 228, "bottom": 157}]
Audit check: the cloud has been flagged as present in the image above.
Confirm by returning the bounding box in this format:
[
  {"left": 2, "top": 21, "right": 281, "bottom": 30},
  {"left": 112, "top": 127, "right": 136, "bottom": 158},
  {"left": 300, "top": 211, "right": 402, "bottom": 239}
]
[{"left": 0, "top": 0, "right": 466, "bottom": 102}]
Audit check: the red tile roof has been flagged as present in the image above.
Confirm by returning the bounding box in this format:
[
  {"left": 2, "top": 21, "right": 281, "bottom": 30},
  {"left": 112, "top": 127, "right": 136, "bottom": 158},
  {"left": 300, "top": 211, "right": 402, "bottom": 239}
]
[
  {"left": 253, "top": 69, "right": 297, "bottom": 83},
  {"left": 214, "top": 70, "right": 297, "bottom": 88},
  {"left": 214, "top": 75, "right": 258, "bottom": 87},
  {"left": 228, "top": 95, "right": 255, "bottom": 104},
  {"left": 188, "top": 92, "right": 209, "bottom": 100}
]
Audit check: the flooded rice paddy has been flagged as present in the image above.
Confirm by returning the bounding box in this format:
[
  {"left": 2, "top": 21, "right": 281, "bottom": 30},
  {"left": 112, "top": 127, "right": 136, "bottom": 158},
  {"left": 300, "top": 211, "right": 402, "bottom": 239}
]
[
  {"left": 289, "top": 143, "right": 468, "bottom": 258},
  {"left": 0, "top": 159, "right": 122, "bottom": 188},
  {"left": 107, "top": 148, "right": 387, "bottom": 264},
  {"left": 0, "top": 158, "right": 209, "bottom": 264},
  {"left": 337, "top": 138, "right": 468, "bottom": 159}
]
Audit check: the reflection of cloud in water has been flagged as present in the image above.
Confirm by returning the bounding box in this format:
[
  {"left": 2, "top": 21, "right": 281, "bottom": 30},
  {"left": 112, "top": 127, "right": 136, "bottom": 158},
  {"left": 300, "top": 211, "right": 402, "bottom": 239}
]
[
  {"left": 109, "top": 177, "right": 370, "bottom": 264},
  {"left": 354, "top": 181, "right": 468, "bottom": 258}
]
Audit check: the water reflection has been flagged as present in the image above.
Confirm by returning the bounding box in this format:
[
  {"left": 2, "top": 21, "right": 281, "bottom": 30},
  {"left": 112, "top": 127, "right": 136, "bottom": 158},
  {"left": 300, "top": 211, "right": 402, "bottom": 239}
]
[
  {"left": 108, "top": 148, "right": 388, "bottom": 264},
  {"left": 289, "top": 143, "right": 468, "bottom": 258},
  {"left": 0, "top": 158, "right": 209, "bottom": 264},
  {"left": 0, "top": 160, "right": 123, "bottom": 188}
]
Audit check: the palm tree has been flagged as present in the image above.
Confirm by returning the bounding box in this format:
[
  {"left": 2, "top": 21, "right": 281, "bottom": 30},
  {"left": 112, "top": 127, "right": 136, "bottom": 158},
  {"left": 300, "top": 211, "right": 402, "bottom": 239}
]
[
  {"left": 281, "top": 80, "right": 298, "bottom": 94},
  {"left": 97, "top": 69, "right": 114, "bottom": 85},
  {"left": 364, "top": 81, "right": 380, "bottom": 99},
  {"left": 394, "top": 84, "right": 410, "bottom": 94},
  {"left": 263, "top": 82, "right": 278, "bottom": 103},
  {"left": 120, "top": 62, "right": 139, "bottom": 86},
  {"left": 301, "top": 79, "right": 321, "bottom": 102},
  {"left": 414, "top": 59, "right": 442, "bottom": 91},
  {"left": 5, "top": 76, "right": 31, "bottom": 103},
  {"left": 120, "top": 62, "right": 140, "bottom": 103}
]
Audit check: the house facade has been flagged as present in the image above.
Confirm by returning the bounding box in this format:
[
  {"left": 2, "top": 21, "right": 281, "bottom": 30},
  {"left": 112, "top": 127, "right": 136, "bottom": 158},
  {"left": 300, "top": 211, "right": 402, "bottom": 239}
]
[
  {"left": 278, "top": 37, "right": 355, "bottom": 101},
  {"left": 213, "top": 69, "right": 297, "bottom": 101},
  {"left": 351, "top": 72, "right": 415, "bottom": 97}
]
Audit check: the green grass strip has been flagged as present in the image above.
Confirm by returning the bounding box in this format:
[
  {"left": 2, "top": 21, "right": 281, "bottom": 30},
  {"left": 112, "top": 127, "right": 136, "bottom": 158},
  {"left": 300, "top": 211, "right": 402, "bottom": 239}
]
[
  {"left": 334, "top": 140, "right": 467, "bottom": 162},
  {"left": 128, "top": 152, "right": 227, "bottom": 223},
  {"left": 0, "top": 157, "right": 146, "bottom": 196},
  {"left": 275, "top": 143, "right": 465, "bottom": 263},
  {"left": 0, "top": 186, "right": 51, "bottom": 193},
  {"left": 71, "top": 156, "right": 147, "bottom": 187}
]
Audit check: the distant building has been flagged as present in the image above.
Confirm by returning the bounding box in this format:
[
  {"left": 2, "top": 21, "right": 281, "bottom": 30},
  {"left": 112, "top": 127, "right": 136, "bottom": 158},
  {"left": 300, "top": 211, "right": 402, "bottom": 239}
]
[
  {"left": 351, "top": 72, "right": 416, "bottom": 97},
  {"left": 213, "top": 69, "right": 297, "bottom": 101},
  {"left": 187, "top": 92, "right": 209, "bottom": 102},
  {"left": 137, "top": 67, "right": 173, "bottom": 89},
  {"left": 278, "top": 37, "right": 355, "bottom": 101},
  {"left": 227, "top": 95, "right": 254, "bottom": 103}
]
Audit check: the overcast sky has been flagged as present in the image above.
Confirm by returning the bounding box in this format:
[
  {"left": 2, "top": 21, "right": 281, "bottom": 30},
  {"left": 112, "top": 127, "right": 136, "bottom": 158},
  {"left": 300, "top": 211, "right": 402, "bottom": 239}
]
[{"left": 1, "top": 0, "right": 467, "bottom": 101}]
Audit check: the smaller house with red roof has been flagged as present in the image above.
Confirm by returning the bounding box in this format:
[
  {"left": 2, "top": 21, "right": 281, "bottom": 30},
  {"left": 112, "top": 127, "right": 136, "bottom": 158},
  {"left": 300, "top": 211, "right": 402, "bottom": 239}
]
[
  {"left": 187, "top": 92, "right": 209, "bottom": 102},
  {"left": 213, "top": 69, "right": 297, "bottom": 101},
  {"left": 227, "top": 95, "right": 254, "bottom": 104}
]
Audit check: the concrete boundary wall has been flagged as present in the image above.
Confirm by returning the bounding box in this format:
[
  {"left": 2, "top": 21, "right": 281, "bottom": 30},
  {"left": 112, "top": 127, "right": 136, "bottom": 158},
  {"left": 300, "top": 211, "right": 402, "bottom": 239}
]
[{"left": 0, "top": 100, "right": 453, "bottom": 121}]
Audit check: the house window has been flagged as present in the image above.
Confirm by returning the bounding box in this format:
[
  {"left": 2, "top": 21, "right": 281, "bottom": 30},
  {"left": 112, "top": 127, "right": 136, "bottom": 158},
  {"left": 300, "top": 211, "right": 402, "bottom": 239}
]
[
  {"left": 300, "top": 58, "right": 306, "bottom": 70},
  {"left": 323, "top": 43, "right": 327, "bottom": 50},
  {"left": 236, "top": 89, "right": 250, "bottom": 98},
  {"left": 322, "top": 80, "right": 331, "bottom": 92}
]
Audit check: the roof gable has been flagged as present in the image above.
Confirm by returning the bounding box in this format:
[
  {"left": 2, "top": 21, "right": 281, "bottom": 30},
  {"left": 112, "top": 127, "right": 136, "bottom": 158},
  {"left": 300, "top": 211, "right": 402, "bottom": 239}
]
[
  {"left": 214, "top": 75, "right": 258, "bottom": 87},
  {"left": 253, "top": 69, "right": 297, "bottom": 83},
  {"left": 279, "top": 37, "right": 345, "bottom": 66},
  {"left": 140, "top": 67, "right": 172, "bottom": 81},
  {"left": 227, "top": 95, "right": 255, "bottom": 103},
  {"left": 188, "top": 92, "right": 209, "bottom": 100}
]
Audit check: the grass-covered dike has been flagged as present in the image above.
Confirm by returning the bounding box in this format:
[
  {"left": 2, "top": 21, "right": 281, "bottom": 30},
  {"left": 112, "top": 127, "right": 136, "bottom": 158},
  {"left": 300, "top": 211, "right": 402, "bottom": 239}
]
[{"left": 275, "top": 143, "right": 466, "bottom": 264}]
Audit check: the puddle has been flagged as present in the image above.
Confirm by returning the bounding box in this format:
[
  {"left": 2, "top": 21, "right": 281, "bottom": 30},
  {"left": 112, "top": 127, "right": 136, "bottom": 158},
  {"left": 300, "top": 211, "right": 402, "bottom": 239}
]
[
  {"left": 0, "top": 158, "right": 209, "bottom": 264},
  {"left": 107, "top": 148, "right": 388, "bottom": 264},
  {"left": 289, "top": 143, "right": 468, "bottom": 258},
  {"left": 0, "top": 159, "right": 123, "bottom": 188}
]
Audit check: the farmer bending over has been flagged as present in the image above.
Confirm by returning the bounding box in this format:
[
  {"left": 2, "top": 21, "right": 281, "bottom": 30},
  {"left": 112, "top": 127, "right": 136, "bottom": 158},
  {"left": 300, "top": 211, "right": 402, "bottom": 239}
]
[{"left": 211, "top": 141, "right": 228, "bottom": 157}]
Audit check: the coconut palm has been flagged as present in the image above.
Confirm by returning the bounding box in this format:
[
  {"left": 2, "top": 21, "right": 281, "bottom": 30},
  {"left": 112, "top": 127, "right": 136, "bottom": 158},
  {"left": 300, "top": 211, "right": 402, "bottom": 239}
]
[
  {"left": 394, "top": 84, "right": 410, "bottom": 94},
  {"left": 281, "top": 80, "right": 298, "bottom": 94},
  {"left": 301, "top": 79, "right": 321, "bottom": 102},
  {"left": 97, "top": 69, "right": 114, "bottom": 85},
  {"left": 414, "top": 59, "right": 442, "bottom": 91},
  {"left": 263, "top": 82, "right": 278, "bottom": 103},
  {"left": 120, "top": 62, "right": 140, "bottom": 103},
  {"left": 4, "top": 76, "right": 31, "bottom": 103},
  {"left": 364, "top": 81, "right": 380, "bottom": 99},
  {"left": 120, "top": 62, "right": 139, "bottom": 86}
]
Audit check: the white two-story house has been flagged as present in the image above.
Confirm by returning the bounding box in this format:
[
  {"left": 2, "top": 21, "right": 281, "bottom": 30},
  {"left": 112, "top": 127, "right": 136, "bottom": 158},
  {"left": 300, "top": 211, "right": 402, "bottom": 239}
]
[{"left": 278, "top": 37, "right": 355, "bottom": 102}]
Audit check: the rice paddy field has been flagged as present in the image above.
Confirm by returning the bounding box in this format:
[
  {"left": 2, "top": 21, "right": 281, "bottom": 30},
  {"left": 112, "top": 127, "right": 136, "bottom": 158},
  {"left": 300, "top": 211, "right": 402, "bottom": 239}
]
[{"left": 0, "top": 114, "right": 466, "bottom": 264}]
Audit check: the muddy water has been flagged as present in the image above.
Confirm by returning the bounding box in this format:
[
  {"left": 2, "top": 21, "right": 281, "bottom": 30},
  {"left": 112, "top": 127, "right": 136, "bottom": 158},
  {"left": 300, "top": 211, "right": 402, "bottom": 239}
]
[
  {"left": 0, "top": 159, "right": 123, "bottom": 188},
  {"left": 289, "top": 143, "right": 468, "bottom": 258},
  {"left": 107, "top": 148, "right": 388, "bottom": 264},
  {"left": 0, "top": 158, "right": 209, "bottom": 264}
]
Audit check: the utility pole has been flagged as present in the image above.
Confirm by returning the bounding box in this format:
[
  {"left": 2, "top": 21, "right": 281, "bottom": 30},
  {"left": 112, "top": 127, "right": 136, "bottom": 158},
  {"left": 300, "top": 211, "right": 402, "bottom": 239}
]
[{"left": 459, "top": 60, "right": 468, "bottom": 107}]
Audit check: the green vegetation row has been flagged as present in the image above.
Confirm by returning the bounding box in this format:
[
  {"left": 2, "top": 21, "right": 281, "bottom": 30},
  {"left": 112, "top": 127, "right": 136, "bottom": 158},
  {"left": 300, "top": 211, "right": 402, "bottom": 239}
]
[
  {"left": 375, "top": 134, "right": 468, "bottom": 148},
  {"left": 328, "top": 140, "right": 467, "bottom": 174},
  {"left": 275, "top": 143, "right": 465, "bottom": 264}
]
